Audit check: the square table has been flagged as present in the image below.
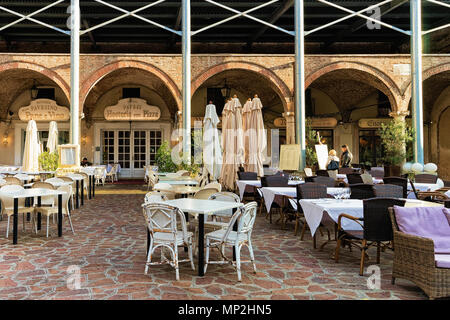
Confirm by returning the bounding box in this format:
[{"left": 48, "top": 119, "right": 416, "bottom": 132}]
[
  {"left": 163, "top": 198, "right": 244, "bottom": 276},
  {"left": 161, "top": 180, "right": 199, "bottom": 186},
  {"left": 236, "top": 180, "right": 303, "bottom": 200},
  {"left": 0, "top": 188, "right": 66, "bottom": 244}
]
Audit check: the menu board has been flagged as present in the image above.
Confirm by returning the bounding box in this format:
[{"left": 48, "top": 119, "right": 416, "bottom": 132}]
[
  {"left": 279, "top": 144, "right": 301, "bottom": 171},
  {"left": 58, "top": 144, "right": 80, "bottom": 168},
  {"left": 315, "top": 144, "right": 329, "bottom": 170}
]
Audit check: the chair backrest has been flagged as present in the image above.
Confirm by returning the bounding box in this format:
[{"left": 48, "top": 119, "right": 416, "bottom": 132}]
[
  {"left": 194, "top": 188, "right": 218, "bottom": 200},
  {"left": 237, "top": 171, "right": 257, "bottom": 180},
  {"left": 347, "top": 173, "right": 363, "bottom": 184},
  {"left": 180, "top": 171, "right": 191, "bottom": 177},
  {"left": 4, "top": 176, "right": 22, "bottom": 186},
  {"left": 313, "top": 176, "right": 335, "bottom": 187},
  {"left": 296, "top": 183, "right": 327, "bottom": 204},
  {"left": 32, "top": 182, "right": 55, "bottom": 207},
  {"left": 414, "top": 173, "right": 438, "bottom": 184},
  {"left": 209, "top": 191, "right": 240, "bottom": 203},
  {"left": 153, "top": 182, "right": 172, "bottom": 190},
  {"left": 58, "top": 176, "right": 74, "bottom": 183},
  {"left": 142, "top": 203, "right": 188, "bottom": 241},
  {"left": 0, "top": 185, "right": 25, "bottom": 209},
  {"left": 94, "top": 167, "right": 105, "bottom": 177},
  {"left": 369, "top": 167, "right": 385, "bottom": 179},
  {"left": 304, "top": 176, "right": 316, "bottom": 183},
  {"left": 0, "top": 178, "right": 6, "bottom": 186},
  {"left": 220, "top": 202, "right": 257, "bottom": 243},
  {"left": 238, "top": 166, "right": 245, "bottom": 172},
  {"left": 338, "top": 167, "right": 354, "bottom": 175},
  {"left": 57, "top": 184, "right": 72, "bottom": 213},
  {"left": 203, "top": 182, "right": 222, "bottom": 192},
  {"left": 176, "top": 170, "right": 189, "bottom": 176},
  {"left": 264, "top": 175, "right": 289, "bottom": 187},
  {"left": 78, "top": 172, "right": 89, "bottom": 184},
  {"left": 304, "top": 168, "right": 313, "bottom": 177},
  {"left": 363, "top": 198, "right": 406, "bottom": 241},
  {"left": 316, "top": 170, "right": 329, "bottom": 177},
  {"left": 383, "top": 177, "right": 407, "bottom": 198},
  {"left": 45, "top": 177, "right": 64, "bottom": 184},
  {"left": 349, "top": 183, "right": 375, "bottom": 199},
  {"left": 374, "top": 184, "right": 403, "bottom": 198},
  {"left": 361, "top": 173, "right": 374, "bottom": 185},
  {"left": 165, "top": 172, "right": 179, "bottom": 179},
  {"left": 147, "top": 174, "right": 158, "bottom": 189},
  {"left": 144, "top": 191, "right": 168, "bottom": 203},
  {"left": 198, "top": 174, "right": 209, "bottom": 187}
]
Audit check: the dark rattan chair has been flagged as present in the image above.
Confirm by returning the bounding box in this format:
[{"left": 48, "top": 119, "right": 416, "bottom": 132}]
[
  {"left": 335, "top": 198, "right": 406, "bottom": 275},
  {"left": 260, "top": 176, "right": 288, "bottom": 224},
  {"left": 383, "top": 177, "right": 408, "bottom": 198},
  {"left": 349, "top": 183, "right": 375, "bottom": 199},
  {"left": 237, "top": 171, "right": 257, "bottom": 180},
  {"left": 338, "top": 167, "right": 354, "bottom": 175},
  {"left": 374, "top": 184, "right": 404, "bottom": 198},
  {"left": 414, "top": 173, "right": 438, "bottom": 184},
  {"left": 316, "top": 170, "right": 329, "bottom": 177},
  {"left": 305, "top": 176, "right": 316, "bottom": 183},
  {"left": 313, "top": 176, "right": 336, "bottom": 187},
  {"left": 347, "top": 173, "right": 363, "bottom": 184},
  {"left": 295, "top": 183, "right": 329, "bottom": 248}
]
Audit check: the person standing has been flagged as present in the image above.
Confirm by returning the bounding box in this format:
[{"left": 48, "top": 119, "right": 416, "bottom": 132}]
[
  {"left": 340, "top": 144, "right": 353, "bottom": 168},
  {"left": 326, "top": 149, "right": 340, "bottom": 171}
]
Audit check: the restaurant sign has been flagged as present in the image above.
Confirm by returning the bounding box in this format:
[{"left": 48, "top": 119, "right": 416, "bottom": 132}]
[
  {"left": 104, "top": 98, "right": 161, "bottom": 121},
  {"left": 19, "top": 99, "right": 70, "bottom": 121},
  {"left": 359, "top": 118, "right": 412, "bottom": 128},
  {"left": 274, "top": 117, "right": 337, "bottom": 128}
]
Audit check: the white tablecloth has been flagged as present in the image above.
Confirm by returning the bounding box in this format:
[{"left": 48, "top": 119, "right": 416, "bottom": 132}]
[
  {"left": 236, "top": 180, "right": 303, "bottom": 200},
  {"left": 82, "top": 166, "right": 106, "bottom": 180},
  {"left": 260, "top": 187, "right": 351, "bottom": 212}
]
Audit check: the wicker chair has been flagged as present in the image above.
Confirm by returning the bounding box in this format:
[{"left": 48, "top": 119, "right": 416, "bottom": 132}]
[
  {"left": 389, "top": 208, "right": 450, "bottom": 299},
  {"left": 203, "top": 182, "right": 222, "bottom": 192},
  {"left": 349, "top": 183, "right": 375, "bottom": 199},
  {"left": 383, "top": 177, "right": 408, "bottom": 198},
  {"left": 369, "top": 167, "right": 385, "bottom": 179},
  {"left": 374, "top": 184, "right": 404, "bottom": 198},
  {"left": 338, "top": 167, "right": 354, "bottom": 175},
  {"left": 260, "top": 176, "right": 288, "bottom": 223},
  {"left": 316, "top": 170, "right": 329, "bottom": 177},
  {"left": 335, "top": 198, "right": 406, "bottom": 275},
  {"left": 347, "top": 173, "right": 363, "bottom": 184},
  {"left": 237, "top": 171, "right": 257, "bottom": 180},
  {"left": 4, "top": 176, "right": 22, "bottom": 186},
  {"left": 415, "top": 173, "right": 438, "bottom": 184},
  {"left": 295, "top": 183, "right": 329, "bottom": 248},
  {"left": 313, "top": 176, "right": 336, "bottom": 187}
]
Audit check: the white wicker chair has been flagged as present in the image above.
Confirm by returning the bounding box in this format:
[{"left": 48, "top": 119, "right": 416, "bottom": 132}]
[
  {"left": 142, "top": 203, "right": 195, "bottom": 281},
  {"left": 0, "top": 185, "right": 35, "bottom": 237},
  {"left": 105, "top": 165, "right": 117, "bottom": 183},
  {"left": 203, "top": 182, "right": 222, "bottom": 192},
  {"left": 204, "top": 201, "right": 258, "bottom": 281},
  {"left": 94, "top": 167, "right": 106, "bottom": 186},
  {"left": 153, "top": 183, "right": 175, "bottom": 200},
  {"left": 144, "top": 191, "right": 168, "bottom": 203}
]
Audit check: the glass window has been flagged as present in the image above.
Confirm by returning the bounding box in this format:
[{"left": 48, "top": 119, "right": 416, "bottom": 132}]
[{"left": 359, "top": 130, "right": 384, "bottom": 167}]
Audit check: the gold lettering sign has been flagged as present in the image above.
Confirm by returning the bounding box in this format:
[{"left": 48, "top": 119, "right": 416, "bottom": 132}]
[
  {"left": 274, "top": 117, "right": 337, "bottom": 128},
  {"left": 104, "top": 98, "right": 161, "bottom": 121},
  {"left": 359, "top": 118, "right": 412, "bottom": 128},
  {"left": 19, "top": 99, "right": 70, "bottom": 121}
]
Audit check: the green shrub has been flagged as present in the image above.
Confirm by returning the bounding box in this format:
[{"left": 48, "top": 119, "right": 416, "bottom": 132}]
[
  {"left": 155, "top": 141, "right": 177, "bottom": 173},
  {"left": 39, "top": 151, "right": 59, "bottom": 171},
  {"left": 378, "top": 119, "right": 414, "bottom": 166}
]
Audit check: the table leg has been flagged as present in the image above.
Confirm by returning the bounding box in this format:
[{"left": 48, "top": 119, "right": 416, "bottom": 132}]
[
  {"left": 92, "top": 177, "right": 95, "bottom": 198},
  {"left": 88, "top": 175, "right": 92, "bottom": 199},
  {"left": 75, "top": 180, "right": 79, "bottom": 209},
  {"left": 13, "top": 198, "right": 18, "bottom": 245},
  {"left": 37, "top": 196, "right": 41, "bottom": 231},
  {"left": 147, "top": 228, "right": 150, "bottom": 254},
  {"left": 81, "top": 179, "right": 84, "bottom": 206},
  {"left": 198, "top": 214, "right": 204, "bottom": 276},
  {"left": 232, "top": 218, "right": 238, "bottom": 261},
  {"left": 57, "top": 194, "right": 62, "bottom": 237}
]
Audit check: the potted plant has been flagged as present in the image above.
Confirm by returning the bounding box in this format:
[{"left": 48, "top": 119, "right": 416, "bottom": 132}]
[
  {"left": 38, "top": 151, "right": 59, "bottom": 172},
  {"left": 305, "top": 125, "right": 319, "bottom": 171},
  {"left": 155, "top": 141, "right": 177, "bottom": 173},
  {"left": 378, "top": 119, "right": 414, "bottom": 177}
]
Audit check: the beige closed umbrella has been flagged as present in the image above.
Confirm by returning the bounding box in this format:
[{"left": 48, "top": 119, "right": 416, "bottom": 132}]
[
  {"left": 242, "top": 98, "right": 252, "bottom": 166},
  {"left": 219, "top": 99, "right": 237, "bottom": 190},
  {"left": 231, "top": 95, "right": 245, "bottom": 165},
  {"left": 22, "top": 120, "right": 40, "bottom": 173},
  {"left": 47, "top": 121, "right": 58, "bottom": 153},
  {"left": 246, "top": 95, "right": 266, "bottom": 177}
]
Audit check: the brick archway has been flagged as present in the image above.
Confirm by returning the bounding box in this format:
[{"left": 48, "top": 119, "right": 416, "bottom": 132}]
[
  {"left": 80, "top": 60, "right": 182, "bottom": 112},
  {"left": 305, "top": 61, "right": 401, "bottom": 112},
  {"left": 0, "top": 61, "right": 70, "bottom": 101},
  {"left": 191, "top": 61, "right": 292, "bottom": 111}
]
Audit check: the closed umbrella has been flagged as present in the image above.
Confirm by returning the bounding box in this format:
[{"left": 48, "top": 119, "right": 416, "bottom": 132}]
[
  {"left": 203, "top": 102, "right": 222, "bottom": 180},
  {"left": 22, "top": 120, "right": 40, "bottom": 173},
  {"left": 242, "top": 98, "right": 252, "bottom": 165},
  {"left": 219, "top": 99, "right": 236, "bottom": 190},
  {"left": 246, "top": 95, "right": 266, "bottom": 177},
  {"left": 47, "top": 121, "right": 58, "bottom": 153},
  {"left": 231, "top": 95, "right": 245, "bottom": 165}
]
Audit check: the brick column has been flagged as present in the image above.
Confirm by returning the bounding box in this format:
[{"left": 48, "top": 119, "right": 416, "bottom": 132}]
[{"left": 283, "top": 112, "right": 296, "bottom": 144}]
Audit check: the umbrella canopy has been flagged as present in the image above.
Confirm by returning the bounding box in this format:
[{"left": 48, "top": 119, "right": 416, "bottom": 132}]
[
  {"left": 242, "top": 98, "right": 252, "bottom": 165},
  {"left": 203, "top": 103, "right": 222, "bottom": 180},
  {"left": 231, "top": 96, "right": 245, "bottom": 165},
  {"left": 47, "top": 121, "right": 58, "bottom": 153},
  {"left": 219, "top": 99, "right": 239, "bottom": 190},
  {"left": 22, "top": 120, "right": 40, "bottom": 173},
  {"left": 245, "top": 95, "right": 266, "bottom": 177}
]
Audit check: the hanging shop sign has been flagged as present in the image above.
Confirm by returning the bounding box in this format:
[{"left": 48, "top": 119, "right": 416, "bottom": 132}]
[
  {"left": 274, "top": 117, "right": 337, "bottom": 128},
  {"left": 19, "top": 99, "right": 70, "bottom": 121},
  {"left": 359, "top": 118, "right": 412, "bottom": 128},
  {"left": 104, "top": 98, "right": 161, "bottom": 121}
]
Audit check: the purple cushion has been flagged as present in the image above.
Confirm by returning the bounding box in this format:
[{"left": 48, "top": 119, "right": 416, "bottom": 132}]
[
  {"left": 443, "top": 208, "right": 450, "bottom": 226},
  {"left": 435, "top": 254, "right": 450, "bottom": 268},
  {"left": 394, "top": 206, "right": 450, "bottom": 254}
]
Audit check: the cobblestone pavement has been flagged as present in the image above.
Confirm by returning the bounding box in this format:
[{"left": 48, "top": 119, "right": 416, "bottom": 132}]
[{"left": 0, "top": 188, "right": 430, "bottom": 300}]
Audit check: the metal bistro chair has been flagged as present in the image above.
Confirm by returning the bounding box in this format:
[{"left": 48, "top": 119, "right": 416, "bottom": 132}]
[
  {"left": 374, "top": 184, "right": 404, "bottom": 199},
  {"left": 383, "top": 177, "right": 408, "bottom": 199},
  {"left": 204, "top": 202, "right": 258, "bottom": 281},
  {"left": 142, "top": 203, "right": 195, "bottom": 281},
  {"left": 335, "top": 198, "right": 406, "bottom": 275},
  {"left": 350, "top": 184, "right": 375, "bottom": 199}
]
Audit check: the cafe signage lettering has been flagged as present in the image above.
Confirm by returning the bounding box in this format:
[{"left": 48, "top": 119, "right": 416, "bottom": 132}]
[
  {"left": 274, "top": 117, "right": 337, "bottom": 128},
  {"left": 359, "top": 118, "right": 412, "bottom": 128},
  {"left": 104, "top": 98, "right": 161, "bottom": 121},
  {"left": 19, "top": 99, "right": 70, "bottom": 121}
]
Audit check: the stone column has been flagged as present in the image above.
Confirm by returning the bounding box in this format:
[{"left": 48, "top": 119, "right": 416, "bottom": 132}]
[{"left": 283, "top": 111, "right": 296, "bottom": 145}]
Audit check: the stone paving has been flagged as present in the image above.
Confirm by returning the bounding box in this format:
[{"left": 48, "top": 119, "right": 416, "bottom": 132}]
[{"left": 0, "top": 185, "right": 432, "bottom": 300}]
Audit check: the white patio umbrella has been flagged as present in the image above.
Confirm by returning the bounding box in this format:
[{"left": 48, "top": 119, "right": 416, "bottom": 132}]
[
  {"left": 242, "top": 98, "right": 252, "bottom": 165},
  {"left": 203, "top": 102, "right": 222, "bottom": 180},
  {"left": 22, "top": 120, "right": 40, "bottom": 173},
  {"left": 245, "top": 95, "right": 266, "bottom": 177},
  {"left": 231, "top": 95, "right": 245, "bottom": 165},
  {"left": 47, "top": 121, "right": 58, "bottom": 153}
]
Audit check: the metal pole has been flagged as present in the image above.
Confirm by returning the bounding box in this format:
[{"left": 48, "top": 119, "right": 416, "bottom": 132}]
[
  {"left": 294, "top": 0, "right": 306, "bottom": 170},
  {"left": 182, "top": 0, "right": 191, "bottom": 163},
  {"left": 410, "top": 0, "right": 424, "bottom": 164},
  {"left": 70, "top": 0, "right": 80, "bottom": 146}
]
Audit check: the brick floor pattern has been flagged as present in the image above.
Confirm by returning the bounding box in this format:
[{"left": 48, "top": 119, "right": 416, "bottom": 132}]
[{"left": 0, "top": 192, "right": 431, "bottom": 300}]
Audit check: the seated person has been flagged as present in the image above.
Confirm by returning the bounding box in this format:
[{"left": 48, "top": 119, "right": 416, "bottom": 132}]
[{"left": 80, "top": 157, "right": 92, "bottom": 167}]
